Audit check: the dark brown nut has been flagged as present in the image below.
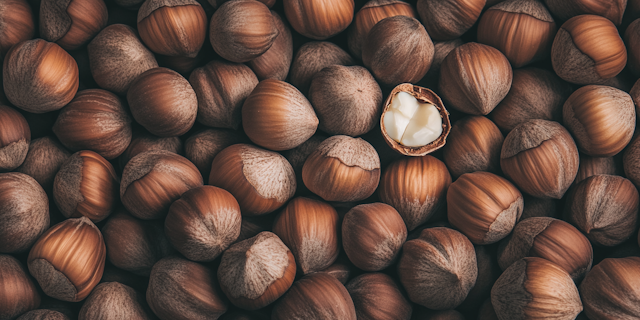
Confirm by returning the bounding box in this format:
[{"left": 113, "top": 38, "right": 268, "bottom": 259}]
[
  {"left": 439, "top": 42, "right": 512, "bottom": 115},
  {"left": 490, "top": 68, "right": 573, "bottom": 132},
  {"left": 16, "top": 137, "right": 70, "bottom": 192},
  {"left": 419, "top": 39, "right": 464, "bottom": 90},
  {"left": 521, "top": 194, "right": 558, "bottom": 220},
  {"left": 302, "top": 135, "right": 380, "bottom": 202},
  {"left": 272, "top": 197, "right": 339, "bottom": 274},
  {"left": 580, "top": 257, "right": 640, "bottom": 319},
  {"left": 289, "top": 41, "right": 354, "bottom": 95},
  {"left": 0, "top": 255, "right": 41, "bottom": 320},
  {"left": 210, "top": 0, "right": 278, "bottom": 63},
  {"left": 0, "top": 172, "right": 49, "bottom": 253},
  {"left": 398, "top": 227, "right": 477, "bottom": 310},
  {"left": 544, "top": 0, "right": 626, "bottom": 25},
  {"left": 127, "top": 67, "right": 197, "bottom": 137},
  {"left": 113, "top": 0, "right": 144, "bottom": 9},
  {"left": 317, "top": 257, "right": 353, "bottom": 284},
  {"left": 0, "top": 104, "right": 30, "bottom": 172},
  {"left": 147, "top": 256, "right": 227, "bottom": 320},
  {"left": 342, "top": 203, "right": 407, "bottom": 271},
  {"left": 283, "top": 0, "right": 354, "bottom": 40},
  {"left": 272, "top": 273, "right": 356, "bottom": 320},
  {"left": 219, "top": 311, "right": 269, "bottom": 320},
  {"left": 218, "top": 232, "right": 296, "bottom": 310},
  {"left": 242, "top": 79, "right": 318, "bottom": 151},
  {"left": 283, "top": 135, "right": 326, "bottom": 177},
  {"left": 308, "top": 65, "right": 382, "bottom": 136},
  {"left": 346, "top": 273, "right": 412, "bottom": 320},
  {"left": 491, "top": 257, "right": 582, "bottom": 320},
  {"left": 78, "top": 282, "right": 150, "bottom": 320},
  {"left": 0, "top": 0, "right": 34, "bottom": 58},
  {"left": 156, "top": 52, "right": 204, "bottom": 76},
  {"left": 362, "top": 16, "right": 433, "bottom": 87},
  {"left": 137, "top": 0, "right": 206, "bottom": 58},
  {"left": 477, "top": 299, "right": 499, "bottom": 320},
  {"left": 625, "top": 19, "right": 640, "bottom": 77},
  {"left": 209, "top": 144, "right": 296, "bottom": 215},
  {"left": 88, "top": 24, "right": 159, "bottom": 95},
  {"left": 458, "top": 245, "right": 501, "bottom": 314},
  {"left": 551, "top": 15, "right": 626, "bottom": 85},
  {"left": 28, "top": 217, "right": 106, "bottom": 302},
  {"left": 165, "top": 186, "right": 242, "bottom": 262},
  {"left": 448, "top": 171, "right": 523, "bottom": 245},
  {"left": 575, "top": 154, "right": 617, "bottom": 185},
  {"left": 52, "top": 89, "right": 132, "bottom": 160},
  {"left": 3, "top": 39, "right": 79, "bottom": 113},
  {"left": 118, "top": 130, "right": 182, "bottom": 170},
  {"left": 477, "top": 0, "right": 556, "bottom": 68},
  {"left": 184, "top": 129, "right": 245, "bottom": 179},
  {"left": 247, "top": 11, "right": 293, "bottom": 81},
  {"left": 39, "top": 0, "right": 108, "bottom": 50},
  {"left": 624, "top": 134, "right": 640, "bottom": 187},
  {"left": 121, "top": 150, "right": 203, "bottom": 220},
  {"left": 565, "top": 174, "right": 639, "bottom": 246},
  {"left": 235, "top": 215, "right": 274, "bottom": 243},
  {"left": 416, "top": 0, "right": 484, "bottom": 40},
  {"left": 500, "top": 120, "right": 579, "bottom": 199},
  {"left": 16, "top": 310, "right": 70, "bottom": 320}
]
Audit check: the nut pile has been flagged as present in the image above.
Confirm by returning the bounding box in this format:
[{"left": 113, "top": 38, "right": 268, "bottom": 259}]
[{"left": 2, "top": 0, "right": 640, "bottom": 319}]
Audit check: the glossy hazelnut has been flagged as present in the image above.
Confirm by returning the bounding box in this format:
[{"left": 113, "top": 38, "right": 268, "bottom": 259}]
[
  {"left": 218, "top": 232, "right": 296, "bottom": 310},
  {"left": 247, "top": 11, "right": 293, "bottom": 81},
  {"left": 209, "top": 144, "right": 295, "bottom": 215},
  {"left": 28, "top": 217, "right": 106, "bottom": 302},
  {"left": 118, "top": 130, "right": 183, "bottom": 170},
  {"left": 283, "top": 0, "right": 354, "bottom": 40},
  {"left": 544, "top": 0, "right": 626, "bottom": 25},
  {"left": 580, "top": 257, "right": 640, "bottom": 319},
  {"left": 0, "top": 255, "right": 41, "bottom": 320},
  {"left": 0, "top": 0, "right": 34, "bottom": 57},
  {"left": 137, "top": 0, "right": 207, "bottom": 58},
  {"left": 289, "top": 41, "right": 354, "bottom": 95},
  {"left": 78, "top": 282, "right": 151, "bottom": 320},
  {"left": 500, "top": 120, "right": 579, "bottom": 199},
  {"left": 52, "top": 89, "right": 132, "bottom": 160},
  {"left": 439, "top": 42, "right": 513, "bottom": 115},
  {"left": 3, "top": 39, "right": 79, "bottom": 113},
  {"left": 346, "top": 273, "right": 412, "bottom": 320},
  {"left": 184, "top": 129, "right": 245, "bottom": 179},
  {"left": 16, "top": 310, "right": 69, "bottom": 320},
  {"left": 520, "top": 194, "right": 558, "bottom": 220},
  {"left": 16, "top": 137, "right": 70, "bottom": 192},
  {"left": 39, "top": 0, "right": 108, "bottom": 50},
  {"left": 0, "top": 104, "right": 30, "bottom": 172},
  {"left": 127, "top": 67, "right": 197, "bottom": 137},
  {"left": 398, "top": 227, "right": 477, "bottom": 310},
  {"left": 147, "top": 256, "right": 227, "bottom": 320},
  {"left": 121, "top": 150, "right": 203, "bottom": 220},
  {"left": 416, "top": 0, "right": 485, "bottom": 40}
]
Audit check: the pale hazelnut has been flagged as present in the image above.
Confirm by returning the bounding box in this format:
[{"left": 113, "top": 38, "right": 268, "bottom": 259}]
[{"left": 78, "top": 282, "right": 151, "bottom": 320}]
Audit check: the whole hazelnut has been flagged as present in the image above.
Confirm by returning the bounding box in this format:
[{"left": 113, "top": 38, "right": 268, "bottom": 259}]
[
  {"left": 447, "top": 171, "right": 523, "bottom": 245},
  {"left": 302, "top": 135, "right": 380, "bottom": 202},
  {"left": 184, "top": 129, "right": 246, "bottom": 179},
  {"left": 137, "top": 0, "right": 207, "bottom": 58},
  {"left": 416, "top": 0, "right": 485, "bottom": 40},
  {"left": 342, "top": 203, "right": 407, "bottom": 271},
  {"left": 209, "top": 144, "right": 296, "bottom": 215},
  {"left": 28, "top": 217, "right": 106, "bottom": 302},
  {"left": 209, "top": 0, "right": 278, "bottom": 63},
  {"left": 0, "top": 172, "right": 49, "bottom": 253},
  {"left": 283, "top": 0, "right": 354, "bottom": 40},
  {"left": 39, "top": 0, "right": 108, "bottom": 50},
  {"left": 218, "top": 232, "right": 296, "bottom": 310},
  {"left": 78, "top": 282, "right": 150, "bottom": 320},
  {"left": 121, "top": 150, "right": 203, "bottom": 220},
  {"left": 247, "top": 11, "right": 293, "bottom": 81},
  {"left": 439, "top": 42, "right": 513, "bottom": 115},
  {"left": 520, "top": 194, "right": 558, "bottom": 220},
  {"left": 16, "top": 137, "right": 71, "bottom": 192},
  {"left": 0, "top": 0, "right": 34, "bottom": 57},
  {"left": 127, "top": 67, "right": 197, "bottom": 137},
  {"left": 419, "top": 39, "right": 464, "bottom": 89},
  {"left": 16, "top": 310, "right": 69, "bottom": 320},
  {"left": 398, "top": 227, "right": 477, "bottom": 310},
  {"left": 88, "top": 24, "right": 159, "bottom": 95},
  {"left": 544, "top": 0, "right": 626, "bottom": 25},
  {"left": 362, "top": 16, "right": 434, "bottom": 87},
  {"left": 0, "top": 255, "right": 41, "bottom": 320},
  {"left": 0, "top": 104, "right": 30, "bottom": 172},
  {"left": 147, "top": 256, "right": 227, "bottom": 320},
  {"left": 52, "top": 89, "right": 132, "bottom": 160},
  {"left": 551, "top": 15, "right": 626, "bottom": 85},
  {"left": 242, "top": 79, "right": 318, "bottom": 151},
  {"left": 3, "top": 39, "right": 79, "bottom": 113},
  {"left": 580, "top": 257, "right": 640, "bottom": 319},
  {"left": 500, "top": 119, "right": 579, "bottom": 199},
  {"left": 289, "top": 41, "right": 354, "bottom": 95},
  {"left": 346, "top": 273, "right": 412, "bottom": 320},
  {"left": 308, "top": 65, "right": 382, "bottom": 136},
  {"left": 118, "top": 130, "right": 183, "bottom": 170},
  {"left": 272, "top": 197, "right": 339, "bottom": 274}
]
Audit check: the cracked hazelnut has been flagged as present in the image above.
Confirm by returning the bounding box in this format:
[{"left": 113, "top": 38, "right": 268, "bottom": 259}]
[
  {"left": 346, "top": 273, "right": 412, "bottom": 320},
  {"left": 0, "top": 255, "right": 41, "bottom": 320},
  {"left": 0, "top": 104, "right": 30, "bottom": 172},
  {"left": 39, "top": 0, "right": 108, "bottom": 50}
]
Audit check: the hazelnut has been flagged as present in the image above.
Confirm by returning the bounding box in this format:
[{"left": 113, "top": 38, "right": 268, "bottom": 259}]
[
  {"left": 398, "top": 227, "right": 477, "bottom": 310},
  {"left": 39, "top": 0, "right": 108, "bottom": 51},
  {"left": 624, "top": 133, "right": 640, "bottom": 186},
  {"left": 362, "top": 16, "right": 434, "bottom": 87},
  {"left": 477, "top": 0, "right": 557, "bottom": 68},
  {"left": 16, "top": 136, "right": 71, "bottom": 192},
  {"left": 209, "top": 144, "right": 296, "bottom": 215},
  {"left": 78, "top": 282, "right": 151, "bottom": 320},
  {"left": 520, "top": 194, "right": 558, "bottom": 220},
  {"left": 272, "top": 197, "right": 339, "bottom": 274},
  {"left": 0, "top": 255, "right": 41, "bottom": 320},
  {"left": 544, "top": 0, "right": 626, "bottom": 25},
  {"left": 416, "top": 0, "right": 485, "bottom": 40},
  {"left": 477, "top": 299, "right": 499, "bottom": 320},
  {"left": 342, "top": 203, "right": 407, "bottom": 271},
  {"left": 247, "top": 11, "right": 293, "bottom": 81},
  {"left": 575, "top": 153, "right": 617, "bottom": 185},
  {"left": 551, "top": 15, "right": 626, "bottom": 85},
  {"left": 147, "top": 256, "right": 227, "bottom": 320},
  {"left": 289, "top": 41, "right": 354, "bottom": 95},
  {"left": 165, "top": 186, "right": 242, "bottom": 262},
  {"left": 0, "top": 172, "right": 49, "bottom": 253},
  {"left": 272, "top": 273, "right": 356, "bottom": 320},
  {"left": 210, "top": 0, "right": 278, "bottom": 63},
  {"left": 346, "top": 273, "right": 412, "bottom": 320},
  {"left": 308, "top": 65, "right": 382, "bottom": 136},
  {"left": 3, "top": 39, "right": 79, "bottom": 113},
  {"left": 184, "top": 128, "right": 246, "bottom": 179},
  {"left": 448, "top": 171, "right": 523, "bottom": 245},
  {"left": 458, "top": 245, "right": 501, "bottom": 313},
  {"left": 317, "top": 257, "right": 353, "bottom": 284},
  {"left": 565, "top": 174, "right": 639, "bottom": 246},
  {"left": 218, "top": 232, "right": 296, "bottom": 310},
  {"left": 418, "top": 38, "right": 464, "bottom": 89},
  {"left": 0, "top": 104, "right": 30, "bottom": 171},
  {"left": 283, "top": 0, "right": 354, "bottom": 40},
  {"left": 16, "top": 310, "right": 69, "bottom": 320},
  {"left": 88, "top": 24, "right": 159, "bottom": 95},
  {"left": 439, "top": 42, "right": 513, "bottom": 115},
  {"left": 52, "top": 89, "right": 132, "bottom": 160},
  {"left": 156, "top": 51, "right": 205, "bottom": 77},
  {"left": 491, "top": 257, "right": 582, "bottom": 320},
  {"left": 121, "top": 150, "right": 203, "bottom": 220},
  {"left": 127, "top": 67, "right": 197, "bottom": 137},
  {"left": 379, "top": 155, "right": 451, "bottom": 231},
  {"left": 0, "top": 0, "right": 34, "bottom": 57},
  {"left": 625, "top": 19, "right": 640, "bottom": 77},
  {"left": 28, "top": 217, "right": 106, "bottom": 302},
  {"left": 118, "top": 129, "right": 183, "bottom": 170},
  {"left": 302, "top": 135, "right": 380, "bottom": 202},
  {"left": 500, "top": 119, "right": 579, "bottom": 199},
  {"left": 137, "top": 0, "right": 207, "bottom": 58}
]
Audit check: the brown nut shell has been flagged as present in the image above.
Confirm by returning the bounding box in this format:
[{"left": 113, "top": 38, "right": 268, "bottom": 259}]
[
  {"left": 289, "top": 41, "right": 354, "bottom": 95},
  {"left": 16, "top": 136, "right": 71, "bottom": 192},
  {"left": 0, "top": 0, "right": 34, "bottom": 57},
  {"left": 118, "top": 130, "right": 183, "bottom": 170},
  {"left": 184, "top": 129, "right": 246, "bottom": 179},
  {"left": 283, "top": 0, "right": 354, "bottom": 40},
  {"left": 16, "top": 310, "right": 69, "bottom": 320},
  {"left": 78, "top": 282, "right": 151, "bottom": 320},
  {"left": 0, "top": 254, "right": 41, "bottom": 320},
  {"left": 39, "top": 0, "right": 108, "bottom": 51},
  {"left": 416, "top": 0, "right": 485, "bottom": 40},
  {"left": 544, "top": 0, "right": 626, "bottom": 25},
  {"left": 247, "top": 11, "right": 293, "bottom": 81},
  {"left": 580, "top": 257, "right": 640, "bottom": 319},
  {"left": 0, "top": 104, "right": 30, "bottom": 172},
  {"left": 346, "top": 273, "right": 412, "bottom": 320}
]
